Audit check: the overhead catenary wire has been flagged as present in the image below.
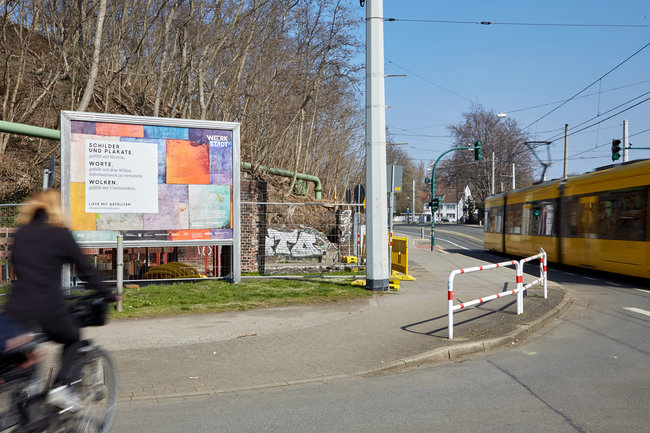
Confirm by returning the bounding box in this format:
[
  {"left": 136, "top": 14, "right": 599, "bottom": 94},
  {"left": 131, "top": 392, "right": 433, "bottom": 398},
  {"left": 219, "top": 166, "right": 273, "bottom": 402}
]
[
  {"left": 521, "top": 41, "right": 650, "bottom": 132},
  {"left": 544, "top": 91, "right": 650, "bottom": 142},
  {"left": 547, "top": 97, "right": 650, "bottom": 143},
  {"left": 385, "top": 59, "right": 473, "bottom": 103},
  {"left": 384, "top": 18, "right": 650, "bottom": 28},
  {"left": 568, "top": 126, "right": 650, "bottom": 160}
]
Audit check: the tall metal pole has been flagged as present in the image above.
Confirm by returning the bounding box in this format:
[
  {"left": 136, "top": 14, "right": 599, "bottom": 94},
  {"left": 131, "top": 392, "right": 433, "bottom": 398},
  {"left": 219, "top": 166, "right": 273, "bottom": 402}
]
[
  {"left": 412, "top": 179, "right": 415, "bottom": 224},
  {"left": 365, "top": 0, "right": 389, "bottom": 291},
  {"left": 563, "top": 124, "right": 568, "bottom": 179},
  {"left": 512, "top": 163, "right": 515, "bottom": 189},
  {"left": 491, "top": 152, "right": 495, "bottom": 195},
  {"left": 389, "top": 165, "right": 394, "bottom": 270},
  {"left": 623, "top": 120, "right": 629, "bottom": 163}
]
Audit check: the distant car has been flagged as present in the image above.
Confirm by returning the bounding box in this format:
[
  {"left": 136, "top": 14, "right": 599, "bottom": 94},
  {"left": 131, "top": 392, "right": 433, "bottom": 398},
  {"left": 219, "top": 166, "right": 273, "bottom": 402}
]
[{"left": 441, "top": 218, "right": 449, "bottom": 222}]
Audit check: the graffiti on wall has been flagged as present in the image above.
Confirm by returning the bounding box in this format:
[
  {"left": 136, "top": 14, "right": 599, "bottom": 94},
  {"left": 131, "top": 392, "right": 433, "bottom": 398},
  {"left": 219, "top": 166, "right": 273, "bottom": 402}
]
[
  {"left": 339, "top": 209, "right": 352, "bottom": 243},
  {"left": 265, "top": 228, "right": 330, "bottom": 257}
]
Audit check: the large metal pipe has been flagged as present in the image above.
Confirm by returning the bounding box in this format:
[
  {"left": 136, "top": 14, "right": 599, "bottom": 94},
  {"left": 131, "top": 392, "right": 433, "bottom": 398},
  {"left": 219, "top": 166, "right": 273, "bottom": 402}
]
[
  {"left": 0, "top": 120, "right": 61, "bottom": 140},
  {"left": 241, "top": 162, "right": 322, "bottom": 200}
]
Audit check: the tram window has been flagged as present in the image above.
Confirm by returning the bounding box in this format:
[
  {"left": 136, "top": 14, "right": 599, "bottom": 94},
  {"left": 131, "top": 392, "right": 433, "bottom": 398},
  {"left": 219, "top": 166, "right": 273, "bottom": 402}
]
[
  {"left": 486, "top": 207, "right": 503, "bottom": 233},
  {"left": 598, "top": 188, "right": 646, "bottom": 241},
  {"left": 506, "top": 205, "right": 522, "bottom": 234},
  {"left": 562, "top": 196, "right": 580, "bottom": 237},
  {"left": 486, "top": 208, "right": 495, "bottom": 233},
  {"left": 530, "top": 200, "right": 555, "bottom": 236}
]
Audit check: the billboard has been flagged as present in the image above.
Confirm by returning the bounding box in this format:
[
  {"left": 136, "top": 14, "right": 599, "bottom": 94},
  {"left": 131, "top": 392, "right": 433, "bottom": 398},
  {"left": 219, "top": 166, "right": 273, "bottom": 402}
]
[{"left": 60, "top": 112, "right": 240, "bottom": 255}]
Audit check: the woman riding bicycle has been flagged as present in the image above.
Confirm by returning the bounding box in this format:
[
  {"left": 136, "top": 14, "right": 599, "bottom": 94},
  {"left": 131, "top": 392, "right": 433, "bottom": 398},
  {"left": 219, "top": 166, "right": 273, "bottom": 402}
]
[{"left": 2, "top": 189, "right": 116, "bottom": 412}]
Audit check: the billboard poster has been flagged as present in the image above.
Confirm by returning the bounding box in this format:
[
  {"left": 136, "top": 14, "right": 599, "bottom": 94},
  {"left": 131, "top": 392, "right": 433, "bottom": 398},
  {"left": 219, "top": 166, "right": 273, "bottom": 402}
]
[{"left": 60, "top": 112, "right": 240, "bottom": 249}]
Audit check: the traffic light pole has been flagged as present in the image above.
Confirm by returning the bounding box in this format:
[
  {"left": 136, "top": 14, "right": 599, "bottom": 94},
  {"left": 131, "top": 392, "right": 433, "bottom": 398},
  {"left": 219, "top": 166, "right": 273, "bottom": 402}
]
[{"left": 427, "top": 145, "right": 478, "bottom": 251}]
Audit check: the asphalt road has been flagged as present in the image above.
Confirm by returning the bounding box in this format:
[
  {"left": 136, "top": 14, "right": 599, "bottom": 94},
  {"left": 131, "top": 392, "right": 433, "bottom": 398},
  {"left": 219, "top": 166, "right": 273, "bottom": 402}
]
[{"left": 112, "top": 225, "right": 650, "bottom": 432}]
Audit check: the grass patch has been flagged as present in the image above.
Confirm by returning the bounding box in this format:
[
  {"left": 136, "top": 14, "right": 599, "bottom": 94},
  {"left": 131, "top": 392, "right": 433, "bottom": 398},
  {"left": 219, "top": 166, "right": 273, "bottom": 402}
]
[
  {"left": 1, "top": 278, "right": 373, "bottom": 319},
  {"left": 115, "top": 277, "right": 372, "bottom": 319}
]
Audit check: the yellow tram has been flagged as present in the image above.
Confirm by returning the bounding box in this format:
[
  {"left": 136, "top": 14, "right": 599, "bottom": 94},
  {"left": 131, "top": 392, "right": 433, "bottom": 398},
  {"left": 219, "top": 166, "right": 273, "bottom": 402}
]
[{"left": 484, "top": 159, "right": 650, "bottom": 278}]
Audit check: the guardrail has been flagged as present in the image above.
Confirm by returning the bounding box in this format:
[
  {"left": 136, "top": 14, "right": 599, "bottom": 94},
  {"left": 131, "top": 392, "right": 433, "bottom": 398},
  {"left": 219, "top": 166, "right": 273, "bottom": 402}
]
[{"left": 447, "top": 249, "right": 547, "bottom": 340}]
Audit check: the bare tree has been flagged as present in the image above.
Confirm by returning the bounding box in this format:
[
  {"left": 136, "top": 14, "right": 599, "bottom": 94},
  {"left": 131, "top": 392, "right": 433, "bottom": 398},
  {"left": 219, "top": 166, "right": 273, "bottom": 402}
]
[
  {"left": 440, "top": 104, "right": 535, "bottom": 209},
  {"left": 77, "top": 0, "right": 107, "bottom": 111},
  {"left": 0, "top": 0, "right": 365, "bottom": 202}
]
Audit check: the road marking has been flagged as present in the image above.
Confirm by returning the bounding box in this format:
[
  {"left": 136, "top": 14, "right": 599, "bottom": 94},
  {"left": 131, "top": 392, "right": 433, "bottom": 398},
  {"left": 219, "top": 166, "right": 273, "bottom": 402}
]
[
  {"left": 624, "top": 307, "right": 650, "bottom": 317},
  {"left": 438, "top": 238, "right": 469, "bottom": 250},
  {"left": 636, "top": 289, "right": 650, "bottom": 293},
  {"left": 608, "top": 282, "right": 623, "bottom": 287},
  {"left": 584, "top": 276, "right": 598, "bottom": 281}
]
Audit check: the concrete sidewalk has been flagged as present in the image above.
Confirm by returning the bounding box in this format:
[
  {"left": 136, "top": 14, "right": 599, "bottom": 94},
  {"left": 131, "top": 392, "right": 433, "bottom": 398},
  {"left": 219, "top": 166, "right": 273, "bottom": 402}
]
[{"left": 83, "top": 235, "right": 570, "bottom": 403}]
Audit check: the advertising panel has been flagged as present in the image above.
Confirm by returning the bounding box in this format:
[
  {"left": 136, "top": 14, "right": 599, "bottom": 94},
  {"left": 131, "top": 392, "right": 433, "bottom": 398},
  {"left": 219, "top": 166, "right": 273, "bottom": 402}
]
[{"left": 60, "top": 112, "right": 240, "bottom": 252}]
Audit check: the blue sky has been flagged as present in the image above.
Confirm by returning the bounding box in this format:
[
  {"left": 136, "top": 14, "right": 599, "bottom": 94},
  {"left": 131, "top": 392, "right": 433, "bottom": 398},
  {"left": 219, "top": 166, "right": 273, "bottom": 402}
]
[{"left": 354, "top": 0, "right": 650, "bottom": 181}]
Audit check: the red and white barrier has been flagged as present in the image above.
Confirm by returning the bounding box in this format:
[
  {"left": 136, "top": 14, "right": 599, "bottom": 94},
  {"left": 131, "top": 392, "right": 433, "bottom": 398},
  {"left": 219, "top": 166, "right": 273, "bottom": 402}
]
[{"left": 447, "top": 249, "right": 547, "bottom": 340}]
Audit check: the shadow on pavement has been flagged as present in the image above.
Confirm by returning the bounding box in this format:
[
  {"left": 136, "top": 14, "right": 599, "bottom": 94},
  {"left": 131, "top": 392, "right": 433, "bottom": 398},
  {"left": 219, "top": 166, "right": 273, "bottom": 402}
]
[{"left": 400, "top": 298, "right": 517, "bottom": 339}]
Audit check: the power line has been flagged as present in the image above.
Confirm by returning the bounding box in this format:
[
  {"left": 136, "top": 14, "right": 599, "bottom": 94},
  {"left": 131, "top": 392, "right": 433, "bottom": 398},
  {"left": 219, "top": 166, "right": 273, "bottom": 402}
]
[
  {"left": 552, "top": 97, "right": 650, "bottom": 142},
  {"left": 568, "top": 126, "right": 650, "bottom": 160},
  {"left": 522, "top": 41, "right": 650, "bottom": 131},
  {"left": 544, "top": 91, "right": 650, "bottom": 142},
  {"left": 384, "top": 18, "right": 650, "bottom": 28},
  {"left": 506, "top": 79, "right": 650, "bottom": 114},
  {"left": 385, "top": 59, "right": 473, "bottom": 103}
]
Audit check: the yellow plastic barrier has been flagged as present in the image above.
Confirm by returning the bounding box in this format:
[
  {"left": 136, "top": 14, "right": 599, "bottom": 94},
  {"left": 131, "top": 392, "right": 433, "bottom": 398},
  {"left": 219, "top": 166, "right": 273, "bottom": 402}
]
[
  {"left": 391, "top": 237, "right": 415, "bottom": 281},
  {"left": 342, "top": 255, "right": 358, "bottom": 264}
]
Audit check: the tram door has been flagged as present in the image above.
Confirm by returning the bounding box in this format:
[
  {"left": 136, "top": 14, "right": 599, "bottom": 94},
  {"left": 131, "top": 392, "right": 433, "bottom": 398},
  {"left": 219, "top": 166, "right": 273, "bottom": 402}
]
[{"left": 579, "top": 196, "right": 598, "bottom": 266}]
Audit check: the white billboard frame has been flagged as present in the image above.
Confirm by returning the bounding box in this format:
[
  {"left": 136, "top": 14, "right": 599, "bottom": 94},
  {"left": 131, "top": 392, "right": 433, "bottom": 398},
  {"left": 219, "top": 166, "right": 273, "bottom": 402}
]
[{"left": 60, "top": 111, "right": 240, "bottom": 281}]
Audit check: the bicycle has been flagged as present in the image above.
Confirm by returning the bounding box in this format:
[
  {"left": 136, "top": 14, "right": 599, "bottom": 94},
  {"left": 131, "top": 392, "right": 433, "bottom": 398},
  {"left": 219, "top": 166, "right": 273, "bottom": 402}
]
[{"left": 0, "top": 293, "right": 117, "bottom": 432}]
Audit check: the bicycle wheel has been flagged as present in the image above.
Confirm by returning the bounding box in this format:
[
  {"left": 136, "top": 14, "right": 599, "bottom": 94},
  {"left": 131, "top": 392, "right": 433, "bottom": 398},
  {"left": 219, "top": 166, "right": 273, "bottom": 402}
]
[
  {"left": 70, "top": 348, "right": 117, "bottom": 433},
  {"left": 0, "top": 384, "right": 20, "bottom": 432}
]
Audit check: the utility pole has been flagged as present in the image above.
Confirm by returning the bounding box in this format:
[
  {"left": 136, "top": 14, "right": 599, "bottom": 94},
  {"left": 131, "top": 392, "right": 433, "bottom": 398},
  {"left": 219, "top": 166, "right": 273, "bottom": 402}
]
[
  {"left": 623, "top": 120, "right": 629, "bottom": 163},
  {"left": 364, "top": 0, "right": 389, "bottom": 291},
  {"left": 491, "top": 152, "right": 495, "bottom": 194},
  {"left": 411, "top": 179, "right": 415, "bottom": 224},
  {"left": 563, "top": 124, "right": 568, "bottom": 179},
  {"left": 512, "top": 163, "right": 515, "bottom": 189}
]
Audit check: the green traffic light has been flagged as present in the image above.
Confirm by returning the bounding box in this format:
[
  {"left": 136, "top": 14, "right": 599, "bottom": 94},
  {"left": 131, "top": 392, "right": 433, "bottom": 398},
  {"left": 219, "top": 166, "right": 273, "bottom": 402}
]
[
  {"left": 474, "top": 140, "right": 482, "bottom": 161},
  {"left": 611, "top": 139, "right": 622, "bottom": 161}
]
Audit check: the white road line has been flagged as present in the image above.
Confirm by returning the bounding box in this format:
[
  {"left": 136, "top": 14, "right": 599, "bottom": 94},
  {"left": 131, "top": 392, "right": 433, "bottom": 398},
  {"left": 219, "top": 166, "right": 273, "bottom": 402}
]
[
  {"left": 608, "top": 282, "right": 623, "bottom": 287},
  {"left": 624, "top": 307, "right": 650, "bottom": 317},
  {"left": 584, "top": 277, "right": 598, "bottom": 281},
  {"left": 438, "top": 238, "right": 469, "bottom": 250},
  {"left": 636, "top": 289, "right": 650, "bottom": 293}
]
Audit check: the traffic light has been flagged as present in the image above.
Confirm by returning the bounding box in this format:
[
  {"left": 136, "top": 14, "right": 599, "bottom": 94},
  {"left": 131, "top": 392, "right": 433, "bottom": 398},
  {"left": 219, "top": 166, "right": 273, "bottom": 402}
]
[
  {"left": 611, "top": 139, "right": 622, "bottom": 161},
  {"left": 474, "top": 140, "right": 482, "bottom": 161},
  {"left": 431, "top": 197, "right": 440, "bottom": 211}
]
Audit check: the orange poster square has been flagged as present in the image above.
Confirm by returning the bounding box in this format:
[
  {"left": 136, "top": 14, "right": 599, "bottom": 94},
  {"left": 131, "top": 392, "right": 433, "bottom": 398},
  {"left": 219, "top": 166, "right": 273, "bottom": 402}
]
[
  {"left": 70, "top": 182, "right": 97, "bottom": 231},
  {"left": 167, "top": 229, "right": 212, "bottom": 241},
  {"left": 166, "top": 140, "right": 209, "bottom": 184},
  {"left": 95, "top": 123, "right": 144, "bottom": 138}
]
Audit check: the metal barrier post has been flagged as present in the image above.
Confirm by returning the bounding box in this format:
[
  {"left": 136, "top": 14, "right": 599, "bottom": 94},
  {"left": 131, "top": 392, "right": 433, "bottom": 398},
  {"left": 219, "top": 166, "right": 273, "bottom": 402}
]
[
  {"left": 447, "top": 270, "right": 460, "bottom": 340},
  {"left": 516, "top": 261, "right": 524, "bottom": 315},
  {"left": 542, "top": 248, "right": 548, "bottom": 298}
]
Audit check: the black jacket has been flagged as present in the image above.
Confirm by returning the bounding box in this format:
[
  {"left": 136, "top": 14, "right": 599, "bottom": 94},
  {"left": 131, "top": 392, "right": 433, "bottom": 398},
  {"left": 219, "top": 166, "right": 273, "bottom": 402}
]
[{"left": 5, "top": 214, "right": 114, "bottom": 323}]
